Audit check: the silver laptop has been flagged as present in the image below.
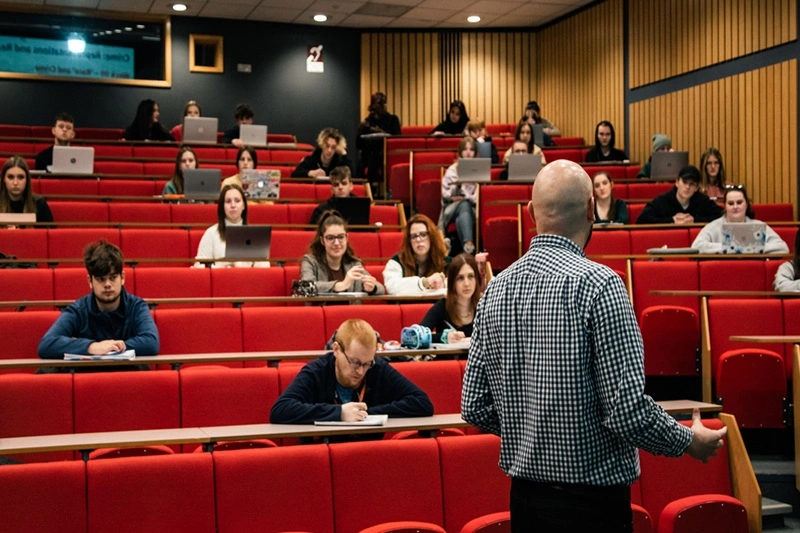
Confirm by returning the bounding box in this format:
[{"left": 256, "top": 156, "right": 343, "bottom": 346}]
[
  {"left": 457, "top": 158, "right": 491, "bottom": 182},
  {"left": 508, "top": 154, "right": 542, "bottom": 181},
  {"left": 51, "top": 145, "right": 94, "bottom": 174},
  {"left": 651, "top": 151, "right": 689, "bottom": 180},
  {"left": 239, "top": 124, "right": 268, "bottom": 147},
  {"left": 182, "top": 117, "right": 219, "bottom": 144},
  {"left": 532, "top": 124, "right": 545, "bottom": 148},
  {"left": 225, "top": 225, "right": 272, "bottom": 261},
  {"left": 240, "top": 169, "right": 281, "bottom": 200},
  {"left": 721, "top": 222, "right": 767, "bottom": 254},
  {"left": 183, "top": 168, "right": 222, "bottom": 200},
  {"left": 476, "top": 141, "right": 493, "bottom": 159}
]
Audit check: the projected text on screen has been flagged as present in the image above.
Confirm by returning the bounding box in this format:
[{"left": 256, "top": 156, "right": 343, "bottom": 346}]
[{"left": 0, "top": 36, "right": 135, "bottom": 79}]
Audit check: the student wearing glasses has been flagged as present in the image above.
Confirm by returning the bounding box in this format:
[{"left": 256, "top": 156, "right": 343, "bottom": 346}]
[
  {"left": 699, "top": 148, "right": 727, "bottom": 199},
  {"left": 301, "top": 211, "right": 384, "bottom": 294},
  {"left": 383, "top": 214, "right": 450, "bottom": 295},
  {"left": 691, "top": 184, "right": 788, "bottom": 254},
  {"left": 270, "top": 318, "right": 433, "bottom": 425}
]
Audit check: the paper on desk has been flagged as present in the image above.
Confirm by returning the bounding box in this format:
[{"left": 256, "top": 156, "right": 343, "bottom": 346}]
[
  {"left": 314, "top": 414, "right": 388, "bottom": 426},
  {"left": 64, "top": 349, "right": 136, "bottom": 361}
]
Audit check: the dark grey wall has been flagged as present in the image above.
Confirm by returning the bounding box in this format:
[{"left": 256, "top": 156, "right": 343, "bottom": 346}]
[{"left": 0, "top": 15, "right": 361, "bottom": 147}]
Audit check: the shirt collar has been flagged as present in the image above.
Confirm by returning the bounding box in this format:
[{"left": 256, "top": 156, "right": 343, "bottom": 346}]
[{"left": 530, "top": 233, "right": 586, "bottom": 257}]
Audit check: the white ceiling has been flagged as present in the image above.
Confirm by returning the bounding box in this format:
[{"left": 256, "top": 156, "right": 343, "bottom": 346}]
[{"left": 3, "top": 0, "right": 596, "bottom": 28}]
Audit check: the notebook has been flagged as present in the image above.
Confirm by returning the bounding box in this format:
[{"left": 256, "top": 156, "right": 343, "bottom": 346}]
[
  {"left": 532, "top": 124, "right": 545, "bottom": 148},
  {"left": 225, "top": 225, "right": 272, "bottom": 261},
  {"left": 507, "top": 154, "right": 542, "bottom": 181},
  {"left": 239, "top": 124, "right": 268, "bottom": 147},
  {"left": 328, "top": 196, "right": 371, "bottom": 226},
  {"left": 182, "top": 117, "right": 219, "bottom": 144},
  {"left": 240, "top": 169, "right": 281, "bottom": 200},
  {"left": 51, "top": 145, "right": 95, "bottom": 174},
  {"left": 457, "top": 158, "right": 491, "bottom": 182},
  {"left": 650, "top": 151, "right": 689, "bottom": 180},
  {"left": 721, "top": 222, "right": 766, "bottom": 254},
  {"left": 476, "top": 141, "right": 493, "bottom": 159},
  {"left": 183, "top": 168, "right": 222, "bottom": 201}
]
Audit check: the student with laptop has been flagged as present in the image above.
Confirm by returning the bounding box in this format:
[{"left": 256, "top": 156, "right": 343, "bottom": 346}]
[
  {"left": 501, "top": 121, "right": 547, "bottom": 167},
  {"left": 35, "top": 112, "right": 75, "bottom": 171},
  {"left": 194, "top": 184, "right": 270, "bottom": 268},
  {"left": 439, "top": 137, "right": 478, "bottom": 254},
  {"left": 500, "top": 140, "right": 535, "bottom": 181},
  {"left": 1, "top": 156, "right": 53, "bottom": 225},
  {"left": 691, "top": 184, "right": 787, "bottom": 254},
  {"left": 221, "top": 145, "right": 258, "bottom": 189},
  {"left": 169, "top": 100, "right": 202, "bottom": 142},
  {"left": 636, "top": 133, "right": 673, "bottom": 178},
  {"left": 523, "top": 100, "right": 561, "bottom": 137},
  {"left": 122, "top": 99, "right": 175, "bottom": 142},
  {"left": 162, "top": 146, "right": 199, "bottom": 195},
  {"left": 300, "top": 211, "right": 385, "bottom": 295},
  {"left": 310, "top": 166, "right": 359, "bottom": 225},
  {"left": 636, "top": 165, "right": 722, "bottom": 225},
  {"left": 221, "top": 103, "right": 255, "bottom": 148},
  {"left": 466, "top": 119, "right": 499, "bottom": 164},
  {"left": 292, "top": 127, "right": 354, "bottom": 178}
]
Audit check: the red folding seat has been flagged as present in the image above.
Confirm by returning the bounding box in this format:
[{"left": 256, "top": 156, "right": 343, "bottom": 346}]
[
  {"left": 242, "top": 306, "right": 326, "bottom": 351},
  {"left": 360, "top": 524, "right": 445, "bottom": 533},
  {"left": 627, "top": 182, "right": 674, "bottom": 201},
  {"left": 365, "top": 263, "right": 386, "bottom": 285},
  {"left": 0, "top": 461, "right": 87, "bottom": 532},
  {"left": 657, "top": 494, "right": 747, "bottom": 533},
  {"left": 278, "top": 363, "right": 303, "bottom": 392},
  {"left": 283, "top": 263, "right": 302, "bottom": 294},
  {"left": 48, "top": 201, "right": 109, "bottom": 225},
  {"left": 584, "top": 165, "right": 628, "bottom": 182},
  {"left": 401, "top": 303, "right": 435, "bottom": 328},
  {"left": 458, "top": 512, "right": 511, "bottom": 533},
  {"left": 0, "top": 373, "right": 74, "bottom": 461},
  {"left": 92, "top": 144, "right": 133, "bottom": 157},
  {"left": 552, "top": 136, "right": 585, "bottom": 146},
  {"left": 765, "top": 259, "right": 784, "bottom": 289},
  {"left": 542, "top": 148, "right": 582, "bottom": 162},
  {"left": 88, "top": 454, "right": 215, "bottom": 533},
  {"left": 0, "top": 269, "right": 54, "bottom": 309},
  {"left": 248, "top": 203, "right": 289, "bottom": 224},
  {"left": 94, "top": 161, "right": 144, "bottom": 175},
  {"left": 188, "top": 146, "right": 224, "bottom": 160},
  {"left": 481, "top": 213, "right": 527, "bottom": 269},
  {"left": 628, "top": 203, "right": 646, "bottom": 223},
  {"left": 752, "top": 203, "right": 793, "bottom": 222},
  {"left": 584, "top": 229, "right": 630, "bottom": 273},
  {"left": 631, "top": 261, "right": 700, "bottom": 318},
  {"left": 773, "top": 227, "right": 797, "bottom": 253},
  {"left": 110, "top": 203, "right": 171, "bottom": 224},
  {"left": 280, "top": 182, "right": 317, "bottom": 199},
  {"left": 134, "top": 267, "right": 211, "bottom": 307},
  {"left": 142, "top": 162, "right": 174, "bottom": 176},
  {"left": 391, "top": 360, "right": 463, "bottom": 414},
  {"left": 439, "top": 435, "right": 510, "bottom": 532},
  {"left": 267, "top": 133, "right": 297, "bottom": 143},
  {"left": 399, "top": 126, "right": 432, "bottom": 135},
  {"left": 171, "top": 203, "right": 217, "bottom": 225},
  {"left": 425, "top": 137, "right": 461, "bottom": 149},
  {"left": 287, "top": 203, "right": 318, "bottom": 224},
  {"left": 132, "top": 145, "right": 178, "bottom": 159},
  {"left": 380, "top": 231, "right": 404, "bottom": 258},
  {"left": 388, "top": 162, "right": 411, "bottom": 205},
  {"left": 54, "top": 267, "right": 96, "bottom": 301},
  {"left": 0, "top": 140, "right": 34, "bottom": 154},
  {"left": 99, "top": 179, "right": 158, "bottom": 196},
  {"left": 214, "top": 445, "right": 335, "bottom": 533},
  {"left": 323, "top": 304, "right": 403, "bottom": 342},
  {"left": 478, "top": 185, "right": 530, "bottom": 237},
  {"left": 415, "top": 179, "right": 442, "bottom": 222},
  {"left": 76, "top": 127, "right": 124, "bottom": 140},
  {"left": 120, "top": 228, "right": 191, "bottom": 267},
  {"left": 717, "top": 348, "right": 786, "bottom": 428},
  {"left": 0, "top": 124, "right": 31, "bottom": 136},
  {"left": 269, "top": 149, "right": 310, "bottom": 163},
  {"left": 74, "top": 371, "right": 180, "bottom": 434},
  {"left": 0, "top": 311, "right": 60, "bottom": 366},
  {"left": 38, "top": 178, "right": 99, "bottom": 195},
  {"left": 781, "top": 299, "right": 800, "bottom": 372},
  {"left": 272, "top": 230, "right": 315, "bottom": 263},
  {"left": 330, "top": 439, "right": 444, "bottom": 533},
  {"left": 210, "top": 267, "right": 285, "bottom": 305},
  {"left": 155, "top": 308, "right": 243, "bottom": 358},
  {"left": 632, "top": 504, "right": 654, "bottom": 533},
  {"left": 629, "top": 228, "right": 690, "bottom": 254},
  {"left": 47, "top": 228, "right": 121, "bottom": 262},
  {"left": 698, "top": 260, "right": 767, "bottom": 292},
  {"left": 348, "top": 232, "right": 382, "bottom": 264},
  {"left": 370, "top": 204, "right": 401, "bottom": 226}
]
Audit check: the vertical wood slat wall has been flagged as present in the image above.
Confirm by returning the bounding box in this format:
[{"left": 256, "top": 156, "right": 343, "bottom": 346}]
[
  {"left": 629, "top": 0, "right": 796, "bottom": 88},
  {"left": 629, "top": 60, "right": 797, "bottom": 206},
  {"left": 536, "top": 0, "right": 625, "bottom": 148}
]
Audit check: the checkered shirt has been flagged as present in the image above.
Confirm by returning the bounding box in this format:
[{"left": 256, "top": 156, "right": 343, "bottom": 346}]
[{"left": 462, "top": 234, "right": 692, "bottom": 485}]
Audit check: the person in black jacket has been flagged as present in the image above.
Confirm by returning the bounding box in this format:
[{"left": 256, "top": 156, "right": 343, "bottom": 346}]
[
  {"left": 269, "top": 318, "right": 433, "bottom": 424},
  {"left": 584, "top": 120, "right": 627, "bottom": 163},
  {"left": 636, "top": 165, "right": 722, "bottom": 224},
  {"left": 430, "top": 100, "right": 470, "bottom": 135},
  {"left": 292, "top": 127, "right": 354, "bottom": 178},
  {"left": 309, "top": 166, "right": 358, "bottom": 225},
  {"left": 122, "top": 99, "right": 175, "bottom": 142},
  {"left": 357, "top": 92, "right": 401, "bottom": 189},
  {"left": 35, "top": 112, "right": 75, "bottom": 171},
  {"left": 420, "top": 253, "right": 480, "bottom": 344},
  {"left": 1, "top": 156, "right": 53, "bottom": 225}
]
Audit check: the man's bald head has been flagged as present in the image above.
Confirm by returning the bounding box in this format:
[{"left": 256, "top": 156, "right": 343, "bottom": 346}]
[{"left": 528, "top": 160, "right": 594, "bottom": 244}]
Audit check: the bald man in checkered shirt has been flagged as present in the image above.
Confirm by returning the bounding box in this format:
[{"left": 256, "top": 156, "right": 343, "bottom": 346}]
[{"left": 461, "top": 160, "right": 726, "bottom": 532}]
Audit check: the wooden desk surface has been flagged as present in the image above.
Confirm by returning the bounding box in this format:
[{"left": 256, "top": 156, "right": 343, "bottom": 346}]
[
  {"left": 0, "top": 347, "right": 468, "bottom": 369},
  {"left": 729, "top": 335, "right": 800, "bottom": 343},
  {"left": 657, "top": 400, "right": 722, "bottom": 414}
]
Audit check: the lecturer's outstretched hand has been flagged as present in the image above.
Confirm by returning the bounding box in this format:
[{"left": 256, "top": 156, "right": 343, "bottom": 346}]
[{"left": 685, "top": 408, "right": 727, "bottom": 463}]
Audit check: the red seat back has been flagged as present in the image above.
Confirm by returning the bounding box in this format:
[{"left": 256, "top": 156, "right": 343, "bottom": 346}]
[
  {"left": 242, "top": 306, "right": 326, "bottom": 351},
  {"left": 155, "top": 308, "right": 243, "bottom": 358},
  {"left": 391, "top": 360, "right": 463, "bottom": 414},
  {"left": 629, "top": 228, "right": 689, "bottom": 254},
  {"left": 0, "top": 311, "right": 61, "bottom": 367},
  {"left": 171, "top": 203, "right": 217, "bottom": 225},
  {"left": 0, "top": 228, "right": 48, "bottom": 260},
  {"left": 120, "top": 229, "right": 191, "bottom": 267},
  {"left": 47, "top": 228, "right": 121, "bottom": 262},
  {"left": 134, "top": 267, "right": 211, "bottom": 306},
  {"left": 53, "top": 268, "right": 94, "bottom": 301},
  {"left": 716, "top": 349, "right": 786, "bottom": 428},
  {"left": 110, "top": 204, "right": 171, "bottom": 224},
  {"left": 248, "top": 203, "right": 290, "bottom": 224},
  {"left": 584, "top": 229, "right": 630, "bottom": 272},
  {"left": 271, "top": 230, "right": 315, "bottom": 262},
  {"left": 631, "top": 261, "right": 700, "bottom": 318},
  {"left": 49, "top": 201, "right": 109, "bottom": 224},
  {"left": 699, "top": 260, "right": 768, "bottom": 291},
  {"left": 0, "top": 269, "right": 54, "bottom": 309},
  {"left": 323, "top": 305, "right": 403, "bottom": 341},
  {"left": 210, "top": 267, "right": 286, "bottom": 303}
]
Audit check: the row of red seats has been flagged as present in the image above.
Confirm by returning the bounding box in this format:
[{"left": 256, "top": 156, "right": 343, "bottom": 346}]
[
  {"left": 0, "top": 435, "right": 510, "bottom": 533},
  {"left": 0, "top": 228, "right": 404, "bottom": 266},
  {"left": 0, "top": 303, "right": 436, "bottom": 365},
  {"left": 0, "top": 142, "right": 306, "bottom": 161},
  {"left": 397, "top": 124, "right": 585, "bottom": 145}
]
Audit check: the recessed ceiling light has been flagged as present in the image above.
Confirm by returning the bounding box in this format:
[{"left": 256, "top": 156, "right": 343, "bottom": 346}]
[
  {"left": 114, "top": 29, "right": 122, "bottom": 33},
  {"left": 467, "top": 15, "right": 481, "bottom": 23},
  {"left": 172, "top": 3, "right": 187, "bottom": 11},
  {"left": 313, "top": 14, "right": 328, "bottom": 22},
  {"left": 136, "top": 24, "right": 145, "bottom": 29},
  {"left": 125, "top": 27, "right": 132, "bottom": 31}
]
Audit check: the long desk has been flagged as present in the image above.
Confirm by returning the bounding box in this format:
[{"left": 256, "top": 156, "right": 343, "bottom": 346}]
[{"left": 0, "top": 402, "right": 721, "bottom": 457}]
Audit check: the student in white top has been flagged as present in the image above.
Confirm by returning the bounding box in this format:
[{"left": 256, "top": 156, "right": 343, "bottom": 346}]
[
  {"left": 194, "top": 183, "right": 269, "bottom": 268},
  {"left": 383, "top": 214, "right": 450, "bottom": 295},
  {"left": 691, "top": 184, "right": 788, "bottom": 254},
  {"left": 774, "top": 231, "right": 800, "bottom": 292}
]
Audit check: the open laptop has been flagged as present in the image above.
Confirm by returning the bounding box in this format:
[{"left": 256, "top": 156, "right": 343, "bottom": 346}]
[
  {"left": 182, "top": 117, "right": 219, "bottom": 144},
  {"left": 328, "top": 196, "right": 371, "bottom": 226},
  {"left": 476, "top": 141, "right": 493, "bottom": 159},
  {"left": 650, "top": 151, "right": 689, "bottom": 180},
  {"left": 240, "top": 169, "right": 281, "bottom": 200},
  {"left": 457, "top": 158, "right": 491, "bottom": 182},
  {"left": 51, "top": 145, "right": 94, "bottom": 174},
  {"left": 225, "top": 225, "right": 272, "bottom": 261},
  {"left": 239, "top": 124, "right": 268, "bottom": 147},
  {"left": 721, "top": 222, "right": 767, "bottom": 254},
  {"left": 183, "top": 168, "right": 222, "bottom": 201},
  {"left": 507, "top": 154, "right": 542, "bottom": 181},
  {"left": 532, "top": 124, "right": 545, "bottom": 148}
]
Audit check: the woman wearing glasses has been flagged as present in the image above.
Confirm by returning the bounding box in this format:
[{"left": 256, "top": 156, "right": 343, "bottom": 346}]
[
  {"left": 383, "top": 214, "right": 450, "bottom": 295},
  {"left": 691, "top": 184, "right": 788, "bottom": 254},
  {"left": 420, "top": 253, "right": 480, "bottom": 344},
  {"left": 301, "top": 211, "right": 385, "bottom": 294}
]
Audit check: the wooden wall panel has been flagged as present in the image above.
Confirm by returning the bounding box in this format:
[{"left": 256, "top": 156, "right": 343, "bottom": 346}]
[
  {"left": 629, "top": 60, "right": 797, "bottom": 208},
  {"left": 536, "top": 0, "right": 624, "bottom": 146},
  {"left": 630, "top": 0, "right": 796, "bottom": 88}
]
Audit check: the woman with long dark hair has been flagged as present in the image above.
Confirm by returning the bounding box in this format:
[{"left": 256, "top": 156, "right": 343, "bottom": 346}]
[
  {"left": 430, "top": 100, "right": 470, "bottom": 135},
  {"left": 383, "top": 213, "right": 450, "bottom": 295},
  {"left": 162, "top": 146, "right": 199, "bottom": 195},
  {"left": 1, "top": 156, "right": 53, "bottom": 224},
  {"left": 420, "top": 253, "right": 480, "bottom": 344},
  {"left": 122, "top": 99, "right": 175, "bottom": 141}
]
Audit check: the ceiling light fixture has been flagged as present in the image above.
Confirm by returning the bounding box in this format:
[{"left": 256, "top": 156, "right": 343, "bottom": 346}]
[
  {"left": 467, "top": 15, "right": 481, "bottom": 23},
  {"left": 172, "top": 3, "right": 188, "bottom": 11},
  {"left": 313, "top": 14, "right": 328, "bottom": 22}
]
